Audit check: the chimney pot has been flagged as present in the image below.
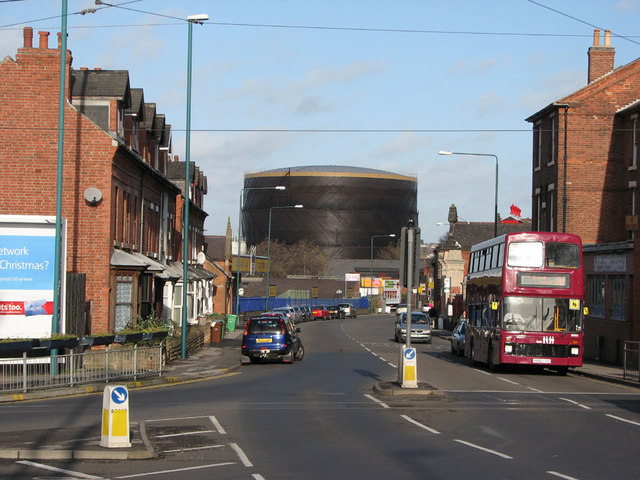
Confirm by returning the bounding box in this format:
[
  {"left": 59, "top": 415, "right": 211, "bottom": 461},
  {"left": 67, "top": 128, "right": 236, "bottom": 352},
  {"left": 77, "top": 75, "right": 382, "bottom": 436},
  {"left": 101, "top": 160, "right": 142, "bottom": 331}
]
[
  {"left": 604, "top": 29, "right": 611, "bottom": 47},
  {"left": 23, "top": 27, "right": 33, "bottom": 48},
  {"left": 593, "top": 29, "right": 600, "bottom": 46},
  {"left": 38, "top": 31, "right": 49, "bottom": 49}
]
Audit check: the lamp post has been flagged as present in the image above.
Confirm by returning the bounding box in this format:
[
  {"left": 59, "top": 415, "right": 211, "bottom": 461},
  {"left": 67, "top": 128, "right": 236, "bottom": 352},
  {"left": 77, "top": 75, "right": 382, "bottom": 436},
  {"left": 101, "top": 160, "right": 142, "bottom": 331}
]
[
  {"left": 235, "top": 185, "right": 285, "bottom": 316},
  {"left": 438, "top": 150, "right": 499, "bottom": 237},
  {"left": 265, "top": 205, "right": 303, "bottom": 310},
  {"left": 181, "top": 13, "right": 208, "bottom": 360},
  {"left": 370, "top": 234, "right": 396, "bottom": 310}
]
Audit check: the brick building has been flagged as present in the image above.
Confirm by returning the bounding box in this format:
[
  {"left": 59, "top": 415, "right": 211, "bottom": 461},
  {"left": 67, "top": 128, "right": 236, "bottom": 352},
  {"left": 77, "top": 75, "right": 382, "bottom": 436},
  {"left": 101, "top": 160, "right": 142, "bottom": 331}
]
[
  {"left": 526, "top": 29, "right": 640, "bottom": 363},
  {"left": 0, "top": 27, "right": 212, "bottom": 336}
]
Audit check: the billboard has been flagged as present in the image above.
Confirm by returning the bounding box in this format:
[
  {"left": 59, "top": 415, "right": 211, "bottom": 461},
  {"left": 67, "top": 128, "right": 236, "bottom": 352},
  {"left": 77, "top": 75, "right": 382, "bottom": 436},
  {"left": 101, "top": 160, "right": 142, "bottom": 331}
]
[{"left": 0, "top": 216, "right": 64, "bottom": 338}]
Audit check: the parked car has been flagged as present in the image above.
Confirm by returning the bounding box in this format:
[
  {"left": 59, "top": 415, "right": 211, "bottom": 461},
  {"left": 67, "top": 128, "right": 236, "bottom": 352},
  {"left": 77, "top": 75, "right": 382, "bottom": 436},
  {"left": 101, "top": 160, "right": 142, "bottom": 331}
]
[
  {"left": 271, "top": 306, "right": 296, "bottom": 323},
  {"left": 395, "top": 304, "right": 408, "bottom": 319},
  {"left": 328, "top": 305, "right": 343, "bottom": 319},
  {"left": 450, "top": 320, "right": 466, "bottom": 356},
  {"left": 241, "top": 315, "right": 304, "bottom": 364},
  {"left": 394, "top": 311, "right": 432, "bottom": 343},
  {"left": 312, "top": 305, "right": 330, "bottom": 320},
  {"left": 300, "top": 306, "right": 313, "bottom": 322},
  {"left": 292, "top": 306, "right": 305, "bottom": 323},
  {"left": 338, "top": 303, "right": 357, "bottom": 318}
]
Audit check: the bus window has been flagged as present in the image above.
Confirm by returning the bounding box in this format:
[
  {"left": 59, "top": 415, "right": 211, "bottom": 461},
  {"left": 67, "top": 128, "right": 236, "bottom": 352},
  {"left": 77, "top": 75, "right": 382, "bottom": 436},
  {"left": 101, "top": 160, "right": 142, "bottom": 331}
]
[
  {"left": 546, "top": 242, "right": 580, "bottom": 268},
  {"left": 497, "top": 242, "right": 504, "bottom": 268},
  {"left": 503, "top": 296, "right": 582, "bottom": 333},
  {"left": 508, "top": 241, "right": 543, "bottom": 268}
]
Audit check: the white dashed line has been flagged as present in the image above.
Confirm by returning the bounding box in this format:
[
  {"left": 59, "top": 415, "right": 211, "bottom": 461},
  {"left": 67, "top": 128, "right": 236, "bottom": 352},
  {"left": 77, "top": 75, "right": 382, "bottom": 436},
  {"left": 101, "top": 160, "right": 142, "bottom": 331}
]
[
  {"left": 454, "top": 439, "right": 513, "bottom": 459},
  {"left": 401, "top": 415, "right": 440, "bottom": 434},
  {"left": 606, "top": 414, "right": 640, "bottom": 427},
  {"left": 364, "top": 393, "right": 390, "bottom": 409},
  {"left": 560, "top": 397, "right": 591, "bottom": 410}
]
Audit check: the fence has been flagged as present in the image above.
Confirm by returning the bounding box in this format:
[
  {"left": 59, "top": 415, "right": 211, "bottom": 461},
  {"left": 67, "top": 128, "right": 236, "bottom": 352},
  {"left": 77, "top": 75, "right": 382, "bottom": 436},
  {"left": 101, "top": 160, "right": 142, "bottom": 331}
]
[
  {"left": 239, "top": 296, "right": 369, "bottom": 313},
  {"left": 623, "top": 341, "right": 640, "bottom": 381},
  {"left": 0, "top": 345, "right": 163, "bottom": 393}
]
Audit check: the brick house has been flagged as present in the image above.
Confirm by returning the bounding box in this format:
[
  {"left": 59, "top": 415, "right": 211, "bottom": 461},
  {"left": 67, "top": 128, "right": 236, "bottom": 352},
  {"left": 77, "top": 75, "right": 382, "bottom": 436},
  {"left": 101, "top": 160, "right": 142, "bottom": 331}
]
[
  {"left": 0, "top": 27, "right": 212, "bottom": 336},
  {"left": 526, "top": 29, "right": 640, "bottom": 363}
]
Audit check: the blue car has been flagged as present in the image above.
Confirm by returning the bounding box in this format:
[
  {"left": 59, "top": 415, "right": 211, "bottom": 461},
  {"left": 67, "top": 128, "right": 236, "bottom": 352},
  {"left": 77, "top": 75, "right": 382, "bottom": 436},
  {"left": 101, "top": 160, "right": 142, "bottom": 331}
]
[{"left": 241, "top": 315, "right": 304, "bottom": 364}]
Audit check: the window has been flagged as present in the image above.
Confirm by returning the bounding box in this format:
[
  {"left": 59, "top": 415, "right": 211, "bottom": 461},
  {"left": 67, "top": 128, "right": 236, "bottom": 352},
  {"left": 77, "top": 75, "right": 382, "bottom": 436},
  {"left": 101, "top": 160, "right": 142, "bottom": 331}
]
[
  {"left": 534, "top": 123, "right": 542, "bottom": 170},
  {"left": 632, "top": 117, "right": 638, "bottom": 169},
  {"left": 549, "top": 115, "right": 557, "bottom": 165},
  {"left": 508, "top": 241, "right": 543, "bottom": 268},
  {"left": 610, "top": 276, "right": 626, "bottom": 321},
  {"left": 546, "top": 242, "right": 580, "bottom": 268},
  {"left": 588, "top": 276, "right": 605, "bottom": 318},
  {"left": 115, "top": 275, "right": 133, "bottom": 331}
]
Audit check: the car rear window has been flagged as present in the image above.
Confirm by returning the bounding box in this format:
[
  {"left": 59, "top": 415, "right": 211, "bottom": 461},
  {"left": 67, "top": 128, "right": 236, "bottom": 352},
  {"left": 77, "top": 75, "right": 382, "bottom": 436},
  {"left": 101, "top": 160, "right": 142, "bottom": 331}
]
[{"left": 248, "top": 319, "right": 283, "bottom": 334}]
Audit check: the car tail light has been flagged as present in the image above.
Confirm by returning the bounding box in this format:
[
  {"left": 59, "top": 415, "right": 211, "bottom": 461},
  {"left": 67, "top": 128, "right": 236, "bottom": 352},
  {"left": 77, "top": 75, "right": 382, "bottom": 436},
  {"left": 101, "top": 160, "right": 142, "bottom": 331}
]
[
  {"left": 279, "top": 319, "right": 286, "bottom": 335},
  {"left": 244, "top": 322, "right": 250, "bottom": 336}
]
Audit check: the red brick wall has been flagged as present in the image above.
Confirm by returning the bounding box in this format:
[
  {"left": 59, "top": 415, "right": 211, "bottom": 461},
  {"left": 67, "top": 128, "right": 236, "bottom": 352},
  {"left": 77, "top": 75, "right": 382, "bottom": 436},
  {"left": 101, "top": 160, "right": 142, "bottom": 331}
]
[{"left": 0, "top": 31, "right": 114, "bottom": 333}]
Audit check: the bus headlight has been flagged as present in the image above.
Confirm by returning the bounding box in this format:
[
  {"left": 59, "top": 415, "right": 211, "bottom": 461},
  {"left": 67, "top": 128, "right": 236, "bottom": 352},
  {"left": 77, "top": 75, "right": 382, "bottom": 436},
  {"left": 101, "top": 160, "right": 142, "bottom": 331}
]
[
  {"left": 570, "top": 347, "right": 580, "bottom": 356},
  {"left": 504, "top": 344, "right": 513, "bottom": 354}
]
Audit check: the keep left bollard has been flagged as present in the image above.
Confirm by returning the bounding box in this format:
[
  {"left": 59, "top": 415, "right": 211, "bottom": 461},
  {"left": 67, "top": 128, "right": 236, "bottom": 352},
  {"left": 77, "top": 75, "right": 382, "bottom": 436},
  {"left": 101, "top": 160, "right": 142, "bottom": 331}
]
[{"left": 100, "top": 385, "right": 131, "bottom": 448}]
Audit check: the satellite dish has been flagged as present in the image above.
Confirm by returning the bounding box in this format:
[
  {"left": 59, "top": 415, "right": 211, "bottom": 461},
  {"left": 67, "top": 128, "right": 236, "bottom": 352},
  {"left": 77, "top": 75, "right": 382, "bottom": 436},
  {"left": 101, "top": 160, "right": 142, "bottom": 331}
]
[
  {"left": 196, "top": 251, "right": 206, "bottom": 265},
  {"left": 84, "top": 187, "right": 103, "bottom": 205}
]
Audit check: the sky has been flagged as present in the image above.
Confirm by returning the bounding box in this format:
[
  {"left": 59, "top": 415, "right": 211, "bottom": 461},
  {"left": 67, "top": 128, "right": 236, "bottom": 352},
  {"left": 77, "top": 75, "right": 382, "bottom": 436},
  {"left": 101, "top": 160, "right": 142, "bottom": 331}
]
[{"left": 1, "top": 0, "right": 639, "bottom": 244}]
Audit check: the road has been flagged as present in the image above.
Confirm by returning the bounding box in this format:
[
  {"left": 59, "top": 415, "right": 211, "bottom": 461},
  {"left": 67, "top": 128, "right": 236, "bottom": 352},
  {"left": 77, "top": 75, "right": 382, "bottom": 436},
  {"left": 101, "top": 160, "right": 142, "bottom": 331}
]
[{"left": 2, "top": 314, "right": 640, "bottom": 479}]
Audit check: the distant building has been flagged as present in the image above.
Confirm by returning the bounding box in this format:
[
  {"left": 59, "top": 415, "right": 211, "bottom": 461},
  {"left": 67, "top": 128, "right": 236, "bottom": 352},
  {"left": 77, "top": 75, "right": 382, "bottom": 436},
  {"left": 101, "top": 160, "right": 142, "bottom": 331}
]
[
  {"left": 526, "top": 29, "right": 640, "bottom": 363},
  {"left": 242, "top": 166, "right": 418, "bottom": 259}
]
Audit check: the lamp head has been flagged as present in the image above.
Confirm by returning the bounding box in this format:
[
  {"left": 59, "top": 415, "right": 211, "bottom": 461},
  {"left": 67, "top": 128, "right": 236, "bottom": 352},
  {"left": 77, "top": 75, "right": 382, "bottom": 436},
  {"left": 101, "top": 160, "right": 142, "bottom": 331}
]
[
  {"left": 187, "top": 13, "right": 209, "bottom": 23},
  {"left": 438, "top": 150, "right": 453, "bottom": 155}
]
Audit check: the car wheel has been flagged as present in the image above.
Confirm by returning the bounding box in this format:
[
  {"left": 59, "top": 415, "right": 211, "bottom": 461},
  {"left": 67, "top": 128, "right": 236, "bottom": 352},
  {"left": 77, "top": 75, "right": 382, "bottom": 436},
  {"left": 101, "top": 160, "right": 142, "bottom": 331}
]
[
  {"left": 283, "top": 349, "right": 294, "bottom": 363},
  {"left": 294, "top": 343, "right": 305, "bottom": 361}
]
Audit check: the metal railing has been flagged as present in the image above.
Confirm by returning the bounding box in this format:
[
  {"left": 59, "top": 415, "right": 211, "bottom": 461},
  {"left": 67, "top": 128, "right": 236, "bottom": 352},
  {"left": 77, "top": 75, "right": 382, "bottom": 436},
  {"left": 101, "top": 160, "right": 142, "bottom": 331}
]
[
  {"left": 623, "top": 341, "right": 640, "bottom": 381},
  {"left": 1, "top": 345, "right": 163, "bottom": 393}
]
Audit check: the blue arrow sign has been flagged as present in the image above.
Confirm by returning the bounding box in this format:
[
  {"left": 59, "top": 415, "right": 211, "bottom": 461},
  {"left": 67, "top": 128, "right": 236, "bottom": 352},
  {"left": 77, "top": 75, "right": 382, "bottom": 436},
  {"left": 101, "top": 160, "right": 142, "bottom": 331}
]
[
  {"left": 111, "top": 386, "right": 128, "bottom": 405},
  {"left": 404, "top": 348, "right": 416, "bottom": 360}
]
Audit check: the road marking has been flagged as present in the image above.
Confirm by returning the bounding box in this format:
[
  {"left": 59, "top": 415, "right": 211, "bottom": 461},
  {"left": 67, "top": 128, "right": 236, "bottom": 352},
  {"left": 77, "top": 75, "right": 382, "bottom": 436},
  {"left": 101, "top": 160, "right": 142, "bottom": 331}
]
[
  {"left": 388, "top": 362, "right": 397, "bottom": 368},
  {"left": 497, "top": 376, "right": 520, "bottom": 385},
  {"left": 209, "top": 415, "right": 227, "bottom": 434},
  {"left": 115, "top": 463, "right": 236, "bottom": 478},
  {"left": 527, "top": 386, "right": 544, "bottom": 393},
  {"left": 229, "top": 442, "right": 254, "bottom": 467},
  {"left": 454, "top": 439, "right": 513, "bottom": 459},
  {"left": 16, "top": 461, "right": 102, "bottom": 479},
  {"left": 364, "top": 393, "right": 389, "bottom": 409},
  {"left": 161, "top": 444, "right": 225, "bottom": 453},
  {"left": 606, "top": 414, "right": 640, "bottom": 427},
  {"left": 559, "top": 397, "right": 591, "bottom": 410},
  {"left": 547, "top": 471, "right": 581, "bottom": 480},
  {"left": 401, "top": 415, "right": 440, "bottom": 434},
  {"left": 252, "top": 475, "right": 266, "bottom": 480},
  {"left": 156, "top": 429, "right": 217, "bottom": 438},
  {"left": 474, "top": 369, "right": 492, "bottom": 376}
]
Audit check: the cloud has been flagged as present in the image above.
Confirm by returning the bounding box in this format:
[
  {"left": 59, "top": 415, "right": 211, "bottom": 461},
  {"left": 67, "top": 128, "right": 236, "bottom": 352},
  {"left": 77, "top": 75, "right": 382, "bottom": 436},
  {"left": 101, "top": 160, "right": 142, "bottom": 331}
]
[
  {"left": 614, "top": 0, "right": 639, "bottom": 12},
  {"left": 449, "top": 57, "right": 499, "bottom": 76}
]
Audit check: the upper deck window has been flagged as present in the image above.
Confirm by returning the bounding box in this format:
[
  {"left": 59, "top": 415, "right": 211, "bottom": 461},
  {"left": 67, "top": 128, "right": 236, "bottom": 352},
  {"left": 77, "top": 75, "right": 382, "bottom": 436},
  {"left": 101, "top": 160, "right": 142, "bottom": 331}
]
[
  {"left": 546, "top": 242, "right": 580, "bottom": 268},
  {"left": 508, "top": 241, "right": 543, "bottom": 268}
]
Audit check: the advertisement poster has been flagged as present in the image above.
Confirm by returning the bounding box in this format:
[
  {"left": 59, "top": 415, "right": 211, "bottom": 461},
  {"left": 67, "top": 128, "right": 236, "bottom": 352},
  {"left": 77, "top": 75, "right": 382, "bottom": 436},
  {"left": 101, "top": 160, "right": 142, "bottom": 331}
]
[
  {"left": 383, "top": 279, "right": 401, "bottom": 305},
  {"left": 0, "top": 216, "right": 58, "bottom": 338}
]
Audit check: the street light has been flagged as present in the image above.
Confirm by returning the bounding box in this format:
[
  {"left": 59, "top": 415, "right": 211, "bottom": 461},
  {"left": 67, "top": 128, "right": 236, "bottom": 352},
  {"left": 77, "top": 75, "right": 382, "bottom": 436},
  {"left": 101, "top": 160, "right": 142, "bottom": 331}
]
[
  {"left": 438, "top": 150, "right": 499, "bottom": 237},
  {"left": 370, "top": 234, "right": 396, "bottom": 304},
  {"left": 265, "top": 204, "right": 303, "bottom": 310},
  {"left": 181, "top": 13, "right": 208, "bottom": 359},
  {"left": 235, "top": 185, "right": 285, "bottom": 316}
]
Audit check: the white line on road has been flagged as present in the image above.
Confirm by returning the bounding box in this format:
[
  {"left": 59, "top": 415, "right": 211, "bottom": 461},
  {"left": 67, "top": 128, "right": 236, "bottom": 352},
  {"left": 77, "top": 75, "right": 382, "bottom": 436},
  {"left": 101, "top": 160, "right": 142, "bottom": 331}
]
[
  {"left": 547, "top": 470, "right": 581, "bottom": 480},
  {"left": 474, "top": 369, "right": 493, "bottom": 376},
  {"left": 560, "top": 397, "right": 592, "bottom": 410},
  {"left": 364, "top": 393, "right": 390, "bottom": 409},
  {"left": 16, "top": 461, "right": 103, "bottom": 479},
  {"left": 209, "top": 415, "right": 227, "bottom": 434},
  {"left": 527, "top": 386, "right": 544, "bottom": 393},
  {"left": 115, "top": 462, "right": 236, "bottom": 478},
  {"left": 156, "top": 429, "right": 217, "bottom": 438},
  {"left": 230, "top": 442, "right": 254, "bottom": 467},
  {"left": 253, "top": 475, "right": 266, "bottom": 480},
  {"left": 161, "top": 444, "right": 225, "bottom": 453},
  {"left": 453, "top": 439, "right": 513, "bottom": 459},
  {"left": 388, "top": 363, "right": 397, "bottom": 368},
  {"left": 606, "top": 414, "right": 640, "bottom": 427},
  {"left": 497, "top": 376, "right": 520, "bottom": 385},
  {"left": 401, "top": 414, "right": 440, "bottom": 434}
]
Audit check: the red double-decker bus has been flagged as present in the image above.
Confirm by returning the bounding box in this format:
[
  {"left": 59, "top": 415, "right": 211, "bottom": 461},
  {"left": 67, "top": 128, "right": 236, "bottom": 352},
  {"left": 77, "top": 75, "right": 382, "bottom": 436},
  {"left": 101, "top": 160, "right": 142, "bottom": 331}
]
[{"left": 464, "top": 232, "right": 585, "bottom": 374}]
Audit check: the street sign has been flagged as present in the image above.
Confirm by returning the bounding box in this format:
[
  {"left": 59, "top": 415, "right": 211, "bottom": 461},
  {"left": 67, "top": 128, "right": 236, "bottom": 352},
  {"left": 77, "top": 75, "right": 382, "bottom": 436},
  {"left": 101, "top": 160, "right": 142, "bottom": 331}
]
[
  {"left": 100, "top": 385, "right": 131, "bottom": 448},
  {"left": 398, "top": 346, "right": 418, "bottom": 388}
]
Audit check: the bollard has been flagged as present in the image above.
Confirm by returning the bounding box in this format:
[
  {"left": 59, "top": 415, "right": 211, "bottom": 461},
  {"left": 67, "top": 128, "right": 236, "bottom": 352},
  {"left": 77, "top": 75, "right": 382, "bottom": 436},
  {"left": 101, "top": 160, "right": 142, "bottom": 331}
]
[{"left": 100, "top": 385, "right": 131, "bottom": 448}]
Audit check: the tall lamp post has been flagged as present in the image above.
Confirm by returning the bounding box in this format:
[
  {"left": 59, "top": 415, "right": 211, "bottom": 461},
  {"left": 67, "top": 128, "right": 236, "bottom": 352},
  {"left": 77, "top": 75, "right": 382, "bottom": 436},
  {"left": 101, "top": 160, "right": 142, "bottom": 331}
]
[
  {"left": 438, "top": 150, "right": 499, "bottom": 237},
  {"left": 370, "top": 234, "right": 396, "bottom": 311},
  {"left": 181, "top": 13, "right": 208, "bottom": 360},
  {"left": 235, "top": 185, "right": 286, "bottom": 316},
  {"left": 265, "top": 204, "right": 303, "bottom": 310}
]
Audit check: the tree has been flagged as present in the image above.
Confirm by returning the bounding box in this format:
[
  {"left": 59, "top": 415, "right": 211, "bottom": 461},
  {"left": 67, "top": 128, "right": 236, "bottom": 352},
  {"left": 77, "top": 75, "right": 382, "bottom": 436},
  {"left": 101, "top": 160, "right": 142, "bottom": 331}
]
[
  {"left": 255, "top": 239, "right": 329, "bottom": 278},
  {"left": 376, "top": 240, "right": 401, "bottom": 260}
]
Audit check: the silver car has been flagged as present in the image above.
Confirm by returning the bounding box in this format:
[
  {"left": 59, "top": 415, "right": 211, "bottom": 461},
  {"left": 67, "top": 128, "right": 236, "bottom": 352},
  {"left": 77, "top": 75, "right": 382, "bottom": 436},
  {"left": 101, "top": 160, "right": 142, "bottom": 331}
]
[{"left": 394, "top": 311, "right": 432, "bottom": 343}]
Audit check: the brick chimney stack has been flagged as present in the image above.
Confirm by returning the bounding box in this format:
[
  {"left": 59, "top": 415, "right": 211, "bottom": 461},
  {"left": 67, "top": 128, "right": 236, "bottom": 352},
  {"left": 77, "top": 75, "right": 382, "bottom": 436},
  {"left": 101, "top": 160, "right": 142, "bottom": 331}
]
[
  {"left": 588, "top": 28, "right": 615, "bottom": 83},
  {"left": 23, "top": 27, "right": 33, "bottom": 48}
]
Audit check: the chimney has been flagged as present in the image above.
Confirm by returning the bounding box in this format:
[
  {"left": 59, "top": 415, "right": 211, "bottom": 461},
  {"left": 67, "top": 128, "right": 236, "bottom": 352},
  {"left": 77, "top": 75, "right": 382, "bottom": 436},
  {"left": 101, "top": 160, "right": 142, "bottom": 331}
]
[
  {"left": 23, "top": 27, "right": 33, "bottom": 48},
  {"left": 56, "top": 32, "right": 68, "bottom": 50},
  {"left": 588, "top": 28, "right": 615, "bottom": 83},
  {"left": 38, "top": 31, "right": 49, "bottom": 49}
]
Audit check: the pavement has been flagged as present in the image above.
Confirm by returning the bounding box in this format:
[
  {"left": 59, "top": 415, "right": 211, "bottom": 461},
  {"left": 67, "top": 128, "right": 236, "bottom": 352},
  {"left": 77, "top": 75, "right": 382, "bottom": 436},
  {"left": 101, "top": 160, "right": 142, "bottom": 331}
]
[{"left": 0, "top": 324, "right": 638, "bottom": 460}]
